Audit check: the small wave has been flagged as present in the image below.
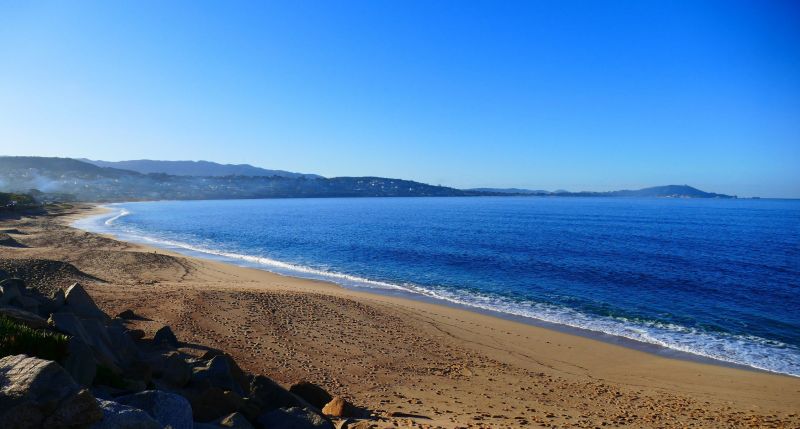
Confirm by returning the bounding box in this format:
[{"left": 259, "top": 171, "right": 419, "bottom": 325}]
[
  {"left": 104, "top": 208, "right": 130, "bottom": 226},
  {"left": 75, "top": 213, "right": 800, "bottom": 378}
]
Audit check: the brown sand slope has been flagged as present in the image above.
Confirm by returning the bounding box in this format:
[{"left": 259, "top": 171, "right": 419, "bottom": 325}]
[{"left": 1, "top": 205, "right": 798, "bottom": 428}]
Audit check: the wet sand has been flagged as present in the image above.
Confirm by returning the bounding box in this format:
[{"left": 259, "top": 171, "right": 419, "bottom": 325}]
[{"left": 1, "top": 204, "right": 798, "bottom": 428}]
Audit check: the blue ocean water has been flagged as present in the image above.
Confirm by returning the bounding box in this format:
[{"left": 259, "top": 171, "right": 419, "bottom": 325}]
[{"left": 75, "top": 197, "right": 800, "bottom": 376}]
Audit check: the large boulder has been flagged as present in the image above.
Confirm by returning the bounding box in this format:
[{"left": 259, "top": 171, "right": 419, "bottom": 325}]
[
  {"left": 158, "top": 352, "right": 192, "bottom": 387},
  {"left": 321, "top": 397, "right": 355, "bottom": 418},
  {"left": 63, "top": 283, "right": 107, "bottom": 320},
  {"left": 90, "top": 399, "right": 161, "bottom": 429},
  {"left": 153, "top": 325, "right": 179, "bottom": 348},
  {"left": 218, "top": 411, "right": 255, "bottom": 428},
  {"left": 289, "top": 381, "right": 333, "bottom": 410},
  {"left": 13, "top": 295, "right": 42, "bottom": 315},
  {"left": 38, "top": 288, "right": 66, "bottom": 320},
  {"left": 44, "top": 389, "right": 104, "bottom": 428},
  {"left": 0, "top": 306, "right": 49, "bottom": 329},
  {"left": 0, "top": 279, "right": 23, "bottom": 305},
  {"left": 63, "top": 337, "right": 97, "bottom": 387},
  {"left": 106, "top": 325, "right": 141, "bottom": 368},
  {"left": 0, "top": 354, "right": 103, "bottom": 428},
  {"left": 115, "top": 390, "right": 193, "bottom": 429},
  {"left": 187, "top": 386, "right": 245, "bottom": 422},
  {"left": 50, "top": 312, "right": 119, "bottom": 370},
  {"left": 257, "top": 407, "right": 333, "bottom": 429},
  {"left": 191, "top": 355, "right": 249, "bottom": 396},
  {"left": 249, "top": 375, "right": 302, "bottom": 413}
]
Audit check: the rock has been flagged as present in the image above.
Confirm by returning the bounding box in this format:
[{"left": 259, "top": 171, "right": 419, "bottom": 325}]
[
  {"left": 0, "top": 277, "right": 25, "bottom": 290},
  {"left": 90, "top": 399, "right": 161, "bottom": 429},
  {"left": 63, "top": 337, "right": 97, "bottom": 386},
  {"left": 128, "top": 329, "right": 146, "bottom": 341},
  {"left": 43, "top": 388, "right": 104, "bottom": 427},
  {"left": 116, "top": 309, "right": 137, "bottom": 320},
  {"left": 40, "top": 288, "right": 66, "bottom": 317},
  {"left": 51, "top": 288, "right": 65, "bottom": 308},
  {"left": 115, "top": 390, "right": 193, "bottom": 429},
  {"left": 258, "top": 407, "right": 333, "bottom": 429},
  {"left": 191, "top": 355, "right": 249, "bottom": 396},
  {"left": 63, "top": 283, "right": 107, "bottom": 320},
  {"left": 187, "top": 386, "right": 245, "bottom": 422},
  {"left": 159, "top": 352, "right": 192, "bottom": 387},
  {"left": 290, "top": 381, "right": 333, "bottom": 409},
  {"left": 321, "top": 397, "right": 354, "bottom": 418},
  {"left": 153, "top": 325, "right": 179, "bottom": 348},
  {"left": 218, "top": 411, "right": 255, "bottom": 428},
  {"left": 200, "top": 349, "right": 224, "bottom": 360},
  {"left": 0, "top": 354, "right": 103, "bottom": 428},
  {"left": 13, "top": 295, "right": 42, "bottom": 315},
  {"left": 80, "top": 317, "right": 125, "bottom": 369},
  {"left": 249, "top": 375, "right": 302, "bottom": 414},
  {"left": 125, "top": 361, "right": 153, "bottom": 384},
  {"left": 0, "top": 279, "right": 22, "bottom": 305},
  {"left": 106, "top": 325, "right": 141, "bottom": 368},
  {"left": 50, "top": 313, "right": 123, "bottom": 375},
  {"left": 0, "top": 306, "right": 49, "bottom": 329}
]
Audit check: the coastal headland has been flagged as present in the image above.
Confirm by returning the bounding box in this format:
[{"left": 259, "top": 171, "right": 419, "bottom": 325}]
[{"left": 1, "top": 204, "right": 798, "bottom": 428}]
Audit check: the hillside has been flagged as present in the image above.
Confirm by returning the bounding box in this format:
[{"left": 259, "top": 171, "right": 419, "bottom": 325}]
[
  {"left": 0, "top": 157, "right": 480, "bottom": 201},
  {"left": 81, "top": 159, "right": 322, "bottom": 179},
  {"left": 472, "top": 185, "right": 735, "bottom": 198}
]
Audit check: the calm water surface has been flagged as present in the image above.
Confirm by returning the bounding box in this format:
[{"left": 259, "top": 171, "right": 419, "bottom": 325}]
[{"left": 76, "top": 197, "right": 800, "bottom": 376}]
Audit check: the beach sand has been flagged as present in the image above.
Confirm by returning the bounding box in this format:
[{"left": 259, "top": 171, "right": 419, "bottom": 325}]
[{"left": 1, "top": 204, "right": 798, "bottom": 428}]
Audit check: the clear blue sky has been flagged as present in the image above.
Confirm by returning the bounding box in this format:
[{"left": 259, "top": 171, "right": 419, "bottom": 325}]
[{"left": 1, "top": 1, "right": 798, "bottom": 197}]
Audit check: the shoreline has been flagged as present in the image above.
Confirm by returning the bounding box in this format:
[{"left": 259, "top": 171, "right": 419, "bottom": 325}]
[
  {"left": 3, "top": 203, "right": 799, "bottom": 427},
  {"left": 74, "top": 203, "right": 791, "bottom": 379}
]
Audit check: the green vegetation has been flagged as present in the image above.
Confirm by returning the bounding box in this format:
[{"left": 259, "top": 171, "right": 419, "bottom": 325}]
[
  {"left": 0, "top": 315, "right": 69, "bottom": 361},
  {"left": 0, "top": 192, "right": 38, "bottom": 211}
]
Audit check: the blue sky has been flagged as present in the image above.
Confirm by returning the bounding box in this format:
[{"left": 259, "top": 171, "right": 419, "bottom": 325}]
[{"left": 0, "top": 1, "right": 798, "bottom": 197}]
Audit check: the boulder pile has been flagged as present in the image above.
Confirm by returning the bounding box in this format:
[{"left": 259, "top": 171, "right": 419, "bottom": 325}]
[{"left": 0, "top": 270, "right": 362, "bottom": 428}]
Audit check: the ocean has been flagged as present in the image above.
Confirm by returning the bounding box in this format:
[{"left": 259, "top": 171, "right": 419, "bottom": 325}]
[{"left": 75, "top": 197, "right": 800, "bottom": 377}]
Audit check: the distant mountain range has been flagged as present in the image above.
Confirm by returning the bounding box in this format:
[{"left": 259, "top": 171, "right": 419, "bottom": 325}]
[
  {"left": 472, "top": 185, "right": 734, "bottom": 199},
  {"left": 79, "top": 159, "right": 322, "bottom": 179},
  {"left": 0, "top": 156, "right": 735, "bottom": 202},
  {"left": 0, "top": 157, "right": 479, "bottom": 201}
]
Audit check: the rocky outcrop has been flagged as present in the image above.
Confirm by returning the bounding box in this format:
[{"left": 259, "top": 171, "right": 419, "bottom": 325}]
[
  {"left": 322, "top": 397, "right": 355, "bottom": 418},
  {"left": 1, "top": 273, "right": 370, "bottom": 429},
  {"left": 90, "top": 399, "right": 161, "bottom": 429},
  {"left": 152, "top": 325, "right": 179, "bottom": 348},
  {"left": 258, "top": 406, "right": 334, "bottom": 429},
  {"left": 115, "top": 390, "right": 193, "bottom": 429},
  {"left": 191, "top": 354, "right": 250, "bottom": 396},
  {"left": 63, "top": 283, "right": 107, "bottom": 320},
  {"left": 0, "top": 354, "right": 103, "bottom": 428}
]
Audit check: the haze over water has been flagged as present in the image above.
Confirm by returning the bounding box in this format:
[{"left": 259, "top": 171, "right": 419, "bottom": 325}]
[{"left": 78, "top": 197, "right": 800, "bottom": 376}]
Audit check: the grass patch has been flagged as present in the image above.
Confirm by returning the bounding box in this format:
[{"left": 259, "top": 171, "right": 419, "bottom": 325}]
[{"left": 0, "top": 315, "right": 69, "bottom": 361}]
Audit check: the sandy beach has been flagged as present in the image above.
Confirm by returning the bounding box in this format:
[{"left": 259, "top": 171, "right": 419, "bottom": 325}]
[{"left": 1, "top": 204, "right": 798, "bottom": 428}]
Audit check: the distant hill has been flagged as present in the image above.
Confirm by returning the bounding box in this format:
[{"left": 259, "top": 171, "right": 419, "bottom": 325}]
[
  {"left": 469, "top": 185, "right": 734, "bottom": 198},
  {"left": 80, "top": 159, "right": 323, "bottom": 179},
  {"left": 604, "top": 185, "right": 733, "bottom": 198},
  {"left": 0, "top": 157, "right": 480, "bottom": 202},
  {"left": 0, "top": 156, "right": 734, "bottom": 202}
]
